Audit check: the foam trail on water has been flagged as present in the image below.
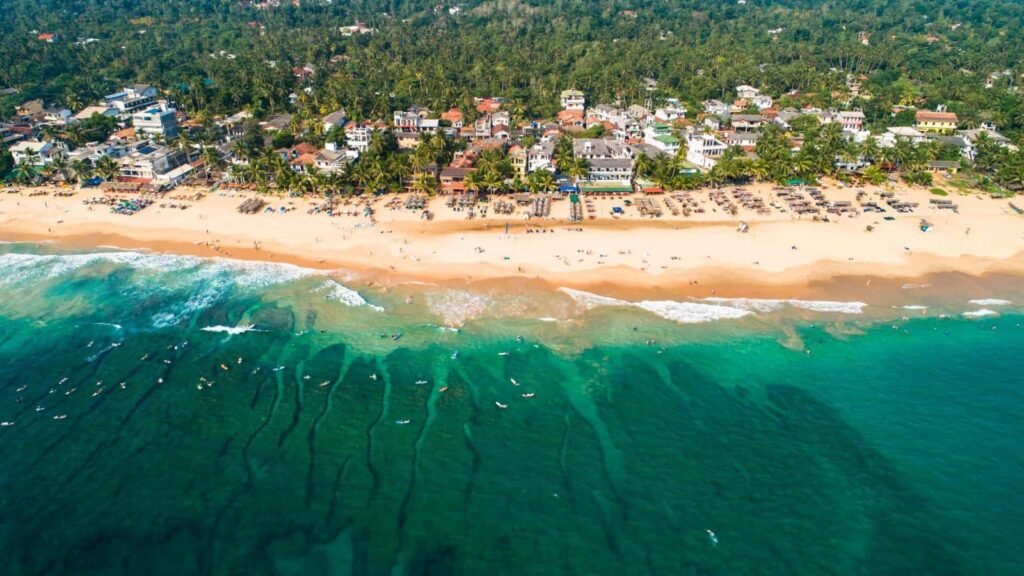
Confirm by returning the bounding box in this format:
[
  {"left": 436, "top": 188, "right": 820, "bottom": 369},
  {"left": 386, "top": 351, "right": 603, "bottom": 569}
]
[
  {"left": 201, "top": 325, "right": 261, "bottom": 335},
  {"left": 963, "top": 309, "right": 998, "bottom": 319},
  {"left": 703, "top": 297, "right": 867, "bottom": 314}
]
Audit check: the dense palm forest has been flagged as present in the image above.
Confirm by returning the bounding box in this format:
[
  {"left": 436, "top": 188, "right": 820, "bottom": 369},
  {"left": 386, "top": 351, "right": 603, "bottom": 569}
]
[{"left": 1, "top": 0, "right": 1023, "bottom": 140}]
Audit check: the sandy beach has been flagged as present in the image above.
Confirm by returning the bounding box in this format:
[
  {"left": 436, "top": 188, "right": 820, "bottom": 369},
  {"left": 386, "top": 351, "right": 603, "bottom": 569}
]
[{"left": 2, "top": 183, "right": 1023, "bottom": 300}]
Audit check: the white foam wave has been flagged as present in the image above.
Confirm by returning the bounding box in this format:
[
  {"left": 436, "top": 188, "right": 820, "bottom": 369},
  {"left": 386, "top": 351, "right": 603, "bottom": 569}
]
[
  {"left": 636, "top": 300, "right": 752, "bottom": 324},
  {"left": 537, "top": 317, "right": 560, "bottom": 322},
  {"left": 963, "top": 309, "right": 998, "bottom": 318},
  {"left": 558, "top": 288, "right": 868, "bottom": 325},
  {"left": 315, "top": 280, "right": 383, "bottom": 311},
  {"left": 968, "top": 299, "right": 1011, "bottom": 306},
  {"left": 901, "top": 305, "right": 929, "bottom": 311},
  {"left": 557, "top": 287, "right": 630, "bottom": 309},
  {"left": 0, "top": 250, "right": 377, "bottom": 326},
  {"left": 703, "top": 297, "right": 867, "bottom": 314},
  {"left": 201, "top": 324, "right": 260, "bottom": 335}
]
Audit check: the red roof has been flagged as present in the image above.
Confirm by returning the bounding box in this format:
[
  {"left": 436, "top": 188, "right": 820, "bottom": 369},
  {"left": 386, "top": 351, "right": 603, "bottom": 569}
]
[
  {"left": 441, "top": 108, "right": 463, "bottom": 123},
  {"left": 475, "top": 99, "right": 502, "bottom": 114},
  {"left": 558, "top": 109, "right": 583, "bottom": 120},
  {"left": 37, "top": 33, "right": 55, "bottom": 41},
  {"left": 916, "top": 110, "right": 958, "bottom": 123}
]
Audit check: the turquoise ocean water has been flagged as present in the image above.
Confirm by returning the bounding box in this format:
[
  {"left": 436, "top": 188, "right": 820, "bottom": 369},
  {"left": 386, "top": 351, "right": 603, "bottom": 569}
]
[{"left": 0, "top": 243, "right": 1022, "bottom": 575}]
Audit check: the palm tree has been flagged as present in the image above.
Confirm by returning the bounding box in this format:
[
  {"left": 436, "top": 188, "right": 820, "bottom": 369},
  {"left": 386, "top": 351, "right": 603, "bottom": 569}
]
[
  {"left": 11, "top": 160, "right": 36, "bottom": 185},
  {"left": 95, "top": 155, "right": 120, "bottom": 181},
  {"left": 632, "top": 153, "right": 654, "bottom": 184},
  {"left": 200, "top": 146, "right": 224, "bottom": 181},
  {"left": 411, "top": 171, "right": 439, "bottom": 196},
  {"left": 68, "top": 159, "right": 92, "bottom": 184},
  {"left": 175, "top": 132, "right": 194, "bottom": 164},
  {"left": 527, "top": 169, "right": 556, "bottom": 193},
  {"left": 564, "top": 157, "right": 590, "bottom": 182}
]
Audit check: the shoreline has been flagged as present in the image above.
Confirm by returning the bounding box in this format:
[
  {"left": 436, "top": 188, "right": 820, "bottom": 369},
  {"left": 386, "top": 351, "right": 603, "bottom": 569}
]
[{"left": 2, "top": 183, "right": 1023, "bottom": 304}]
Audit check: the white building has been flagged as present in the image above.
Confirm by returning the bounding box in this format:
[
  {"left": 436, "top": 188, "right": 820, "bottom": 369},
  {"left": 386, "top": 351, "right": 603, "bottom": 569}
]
[
  {"left": 9, "top": 140, "right": 62, "bottom": 166},
  {"left": 736, "top": 85, "right": 760, "bottom": 99},
  {"left": 560, "top": 89, "right": 586, "bottom": 111},
  {"left": 752, "top": 94, "right": 774, "bottom": 110},
  {"left": 104, "top": 84, "right": 159, "bottom": 116},
  {"left": 344, "top": 122, "right": 378, "bottom": 153},
  {"left": 643, "top": 123, "right": 681, "bottom": 155},
  {"left": 132, "top": 107, "right": 179, "bottom": 139},
  {"left": 685, "top": 131, "right": 727, "bottom": 169},
  {"left": 703, "top": 99, "right": 729, "bottom": 116},
  {"left": 834, "top": 110, "right": 865, "bottom": 132}
]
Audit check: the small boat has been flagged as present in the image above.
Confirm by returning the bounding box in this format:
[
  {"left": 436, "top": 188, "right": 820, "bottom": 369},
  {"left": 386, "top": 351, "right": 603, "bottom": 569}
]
[
  {"left": 65, "top": 388, "right": 76, "bottom": 395},
  {"left": 516, "top": 336, "right": 524, "bottom": 343},
  {"left": 53, "top": 414, "right": 67, "bottom": 420},
  {"left": 498, "top": 352, "right": 510, "bottom": 357},
  {"left": 220, "top": 364, "right": 230, "bottom": 371},
  {"left": 706, "top": 529, "right": 718, "bottom": 546},
  {"left": 370, "top": 373, "right": 378, "bottom": 381},
  {"left": 319, "top": 380, "right": 330, "bottom": 387},
  {"left": 272, "top": 366, "right": 285, "bottom": 372},
  {"left": 391, "top": 333, "right": 403, "bottom": 341},
  {"left": 495, "top": 401, "right": 508, "bottom": 409},
  {"left": 415, "top": 380, "right": 428, "bottom": 385},
  {"left": 0, "top": 421, "right": 15, "bottom": 427},
  {"left": 237, "top": 357, "right": 243, "bottom": 364},
  {"left": 58, "top": 377, "right": 69, "bottom": 385},
  {"left": 16, "top": 385, "right": 27, "bottom": 392},
  {"left": 395, "top": 419, "right": 411, "bottom": 425},
  {"left": 35, "top": 406, "right": 45, "bottom": 412},
  {"left": 521, "top": 393, "right": 535, "bottom": 398},
  {"left": 451, "top": 351, "right": 459, "bottom": 360},
  {"left": 510, "top": 378, "right": 519, "bottom": 386},
  {"left": 140, "top": 354, "right": 149, "bottom": 361},
  {"left": 439, "top": 386, "right": 448, "bottom": 393},
  {"left": 303, "top": 375, "right": 311, "bottom": 380},
  {"left": 157, "top": 378, "right": 164, "bottom": 384}
]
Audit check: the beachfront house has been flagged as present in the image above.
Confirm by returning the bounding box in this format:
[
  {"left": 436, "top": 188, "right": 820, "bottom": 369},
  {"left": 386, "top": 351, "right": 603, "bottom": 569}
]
[
  {"left": 915, "top": 110, "right": 958, "bottom": 134},
  {"left": 685, "top": 131, "right": 727, "bottom": 169},
  {"left": 440, "top": 166, "right": 473, "bottom": 194},
  {"left": 116, "top": 143, "right": 192, "bottom": 187}
]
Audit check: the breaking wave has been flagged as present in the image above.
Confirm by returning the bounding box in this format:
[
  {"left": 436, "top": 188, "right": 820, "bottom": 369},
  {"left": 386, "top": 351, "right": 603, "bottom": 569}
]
[
  {"left": 968, "top": 299, "right": 1011, "bottom": 306},
  {"left": 702, "top": 297, "right": 867, "bottom": 314},
  {"left": 559, "top": 288, "right": 866, "bottom": 324},
  {"left": 0, "top": 249, "right": 378, "bottom": 327},
  {"left": 963, "top": 309, "right": 999, "bottom": 319},
  {"left": 201, "top": 324, "right": 260, "bottom": 335}
]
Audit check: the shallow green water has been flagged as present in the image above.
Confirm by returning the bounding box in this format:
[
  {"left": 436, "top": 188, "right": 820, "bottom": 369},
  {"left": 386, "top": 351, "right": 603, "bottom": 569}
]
[{"left": 0, "top": 246, "right": 1021, "bottom": 575}]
